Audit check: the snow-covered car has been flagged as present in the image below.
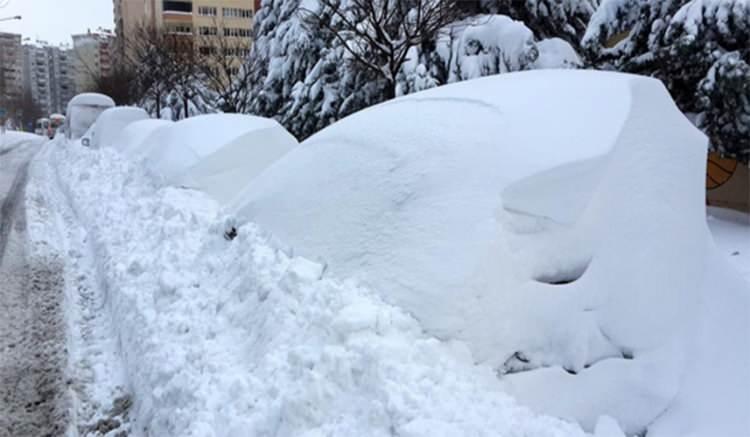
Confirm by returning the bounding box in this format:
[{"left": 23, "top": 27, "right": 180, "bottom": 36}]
[
  {"left": 88, "top": 106, "right": 149, "bottom": 149},
  {"left": 143, "top": 114, "right": 299, "bottom": 205},
  {"left": 66, "top": 93, "right": 115, "bottom": 141},
  {"left": 34, "top": 118, "right": 50, "bottom": 137},
  {"left": 118, "top": 119, "right": 173, "bottom": 157},
  {"left": 227, "top": 70, "right": 746, "bottom": 436},
  {"left": 48, "top": 114, "right": 66, "bottom": 139}
]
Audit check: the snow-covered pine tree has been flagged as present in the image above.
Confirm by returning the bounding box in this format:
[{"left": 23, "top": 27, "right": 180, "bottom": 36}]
[
  {"left": 398, "top": 14, "right": 580, "bottom": 96},
  {"left": 583, "top": 0, "right": 750, "bottom": 162},
  {"left": 246, "top": 0, "right": 389, "bottom": 140},
  {"left": 478, "top": 0, "right": 600, "bottom": 49}
]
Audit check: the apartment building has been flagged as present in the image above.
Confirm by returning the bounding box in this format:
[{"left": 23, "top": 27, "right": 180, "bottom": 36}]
[
  {"left": 23, "top": 43, "right": 53, "bottom": 114},
  {"left": 114, "top": 0, "right": 152, "bottom": 60},
  {"left": 72, "top": 29, "right": 115, "bottom": 93},
  {"left": 0, "top": 32, "right": 24, "bottom": 107},
  {"left": 47, "top": 46, "right": 76, "bottom": 114},
  {"left": 115, "top": 0, "right": 256, "bottom": 71}
]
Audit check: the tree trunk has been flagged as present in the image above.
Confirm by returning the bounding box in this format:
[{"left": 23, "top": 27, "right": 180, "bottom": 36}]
[{"left": 385, "top": 80, "right": 397, "bottom": 100}]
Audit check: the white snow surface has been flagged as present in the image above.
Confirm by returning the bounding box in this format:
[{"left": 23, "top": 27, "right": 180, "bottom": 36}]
[
  {"left": 0, "top": 131, "right": 41, "bottom": 153},
  {"left": 229, "top": 70, "right": 750, "bottom": 436},
  {"left": 67, "top": 93, "right": 116, "bottom": 109},
  {"left": 91, "top": 107, "right": 150, "bottom": 149},
  {"left": 32, "top": 136, "right": 591, "bottom": 436},
  {"left": 119, "top": 119, "right": 174, "bottom": 158},
  {"left": 143, "top": 113, "right": 299, "bottom": 205}
]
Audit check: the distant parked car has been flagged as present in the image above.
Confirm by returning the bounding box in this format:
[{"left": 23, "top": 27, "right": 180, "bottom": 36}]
[
  {"left": 34, "top": 118, "right": 50, "bottom": 136},
  {"left": 66, "top": 93, "right": 115, "bottom": 141},
  {"left": 48, "top": 114, "right": 66, "bottom": 139}
]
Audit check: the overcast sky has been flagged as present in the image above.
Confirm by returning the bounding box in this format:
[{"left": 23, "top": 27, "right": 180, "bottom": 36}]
[{"left": 0, "top": 0, "right": 114, "bottom": 45}]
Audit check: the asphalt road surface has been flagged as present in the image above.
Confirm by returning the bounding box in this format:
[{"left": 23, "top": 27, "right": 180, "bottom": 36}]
[{"left": 0, "top": 138, "right": 69, "bottom": 437}]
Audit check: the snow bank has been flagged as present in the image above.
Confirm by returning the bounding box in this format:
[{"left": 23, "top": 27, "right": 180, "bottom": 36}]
[
  {"left": 229, "top": 70, "right": 750, "bottom": 436},
  {"left": 0, "top": 131, "right": 41, "bottom": 153},
  {"left": 37, "top": 136, "right": 589, "bottom": 436},
  {"left": 91, "top": 107, "right": 150, "bottom": 149},
  {"left": 145, "top": 114, "right": 299, "bottom": 205}
]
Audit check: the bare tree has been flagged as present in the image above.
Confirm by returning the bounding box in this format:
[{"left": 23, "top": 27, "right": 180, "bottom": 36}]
[
  {"left": 6, "top": 88, "right": 43, "bottom": 131},
  {"left": 301, "top": 0, "right": 466, "bottom": 99},
  {"left": 82, "top": 65, "right": 138, "bottom": 105},
  {"left": 195, "top": 31, "right": 253, "bottom": 113},
  {"left": 123, "top": 25, "right": 184, "bottom": 116}
]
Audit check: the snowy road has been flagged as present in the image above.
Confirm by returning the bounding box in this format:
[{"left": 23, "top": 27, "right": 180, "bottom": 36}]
[{"left": 0, "top": 138, "right": 70, "bottom": 437}]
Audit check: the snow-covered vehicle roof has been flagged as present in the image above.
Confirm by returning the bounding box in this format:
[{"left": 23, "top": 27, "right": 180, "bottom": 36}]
[
  {"left": 145, "top": 114, "right": 299, "bottom": 205},
  {"left": 68, "top": 93, "right": 116, "bottom": 109},
  {"left": 227, "top": 69, "right": 734, "bottom": 435},
  {"left": 91, "top": 107, "right": 150, "bottom": 149},
  {"left": 66, "top": 93, "right": 116, "bottom": 140},
  {"left": 119, "top": 119, "right": 173, "bottom": 158}
]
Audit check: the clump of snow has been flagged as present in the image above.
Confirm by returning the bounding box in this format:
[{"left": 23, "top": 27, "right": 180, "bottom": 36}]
[
  {"left": 32, "top": 134, "right": 589, "bottom": 436},
  {"left": 143, "top": 113, "right": 299, "bottom": 205},
  {"left": 533, "top": 38, "right": 582, "bottom": 69},
  {"left": 229, "top": 69, "right": 750, "bottom": 436},
  {"left": 453, "top": 15, "right": 538, "bottom": 79},
  {"left": 91, "top": 107, "right": 150, "bottom": 149}
]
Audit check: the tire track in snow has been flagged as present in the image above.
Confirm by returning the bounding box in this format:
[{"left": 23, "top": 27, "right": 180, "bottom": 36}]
[
  {"left": 35, "top": 143, "right": 133, "bottom": 436},
  {"left": 0, "top": 142, "right": 70, "bottom": 437}
]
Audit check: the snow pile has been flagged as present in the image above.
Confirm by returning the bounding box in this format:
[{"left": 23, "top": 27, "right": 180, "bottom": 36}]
[
  {"left": 0, "top": 131, "right": 41, "bottom": 153},
  {"left": 230, "top": 70, "right": 750, "bottom": 436},
  {"left": 533, "top": 38, "right": 581, "bottom": 69},
  {"left": 450, "top": 15, "right": 538, "bottom": 80},
  {"left": 91, "top": 107, "right": 150, "bottom": 149},
  {"left": 34, "top": 137, "right": 590, "bottom": 436},
  {"left": 143, "top": 114, "right": 298, "bottom": 205},
  {"left": 401, "top": 15, "right": 580, "bottom": 95}
]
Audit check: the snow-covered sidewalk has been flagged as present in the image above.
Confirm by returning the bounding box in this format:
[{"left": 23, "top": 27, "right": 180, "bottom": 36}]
[{"left": 27, "top": 141, "right": 592, "bottom": 436}]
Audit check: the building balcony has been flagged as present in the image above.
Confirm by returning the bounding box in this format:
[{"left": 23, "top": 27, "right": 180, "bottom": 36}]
[{"left": 163, "top": 1, "right": 192, "bottom": 14}]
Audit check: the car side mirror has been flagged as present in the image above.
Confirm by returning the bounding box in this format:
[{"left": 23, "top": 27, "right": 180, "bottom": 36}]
[{"left": 81, "top": 138, "right": 90, "bottom": 147}]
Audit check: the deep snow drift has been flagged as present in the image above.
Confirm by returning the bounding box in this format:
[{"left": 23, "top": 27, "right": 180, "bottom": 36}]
[
  {"left": 31, "top": 135, "right": 590, "bottom": 436},
  {"left": 229, "top": 70, "right": 750, "bottom": 436}
]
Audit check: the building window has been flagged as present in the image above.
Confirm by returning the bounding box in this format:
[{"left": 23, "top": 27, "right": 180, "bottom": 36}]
[
  {"left": 223, "top": 27, "right": 251, "bottom": 37},
  {"left": 223, "top": 47, "right": 250, "bottom": 57},
  {"left": 169, "top": 24, "right": 193, "bottom": 34},
  {"left": 198, "top": 6, "right": 217, "bottom": 16},
  {"left": 222, "top": 8, "right": 253, "bottom": 19},
  {"left": 163, "top": 1, "right": 193, "bottom": 13},
  {"left": 199, "top": 26, "right": 217, "bottom": 36},
  {"left": 199, "top": 46, "right": 217, "bottom": 55}
]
